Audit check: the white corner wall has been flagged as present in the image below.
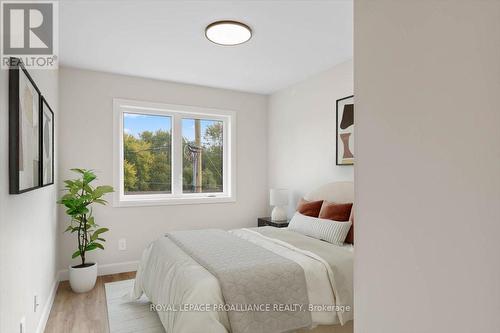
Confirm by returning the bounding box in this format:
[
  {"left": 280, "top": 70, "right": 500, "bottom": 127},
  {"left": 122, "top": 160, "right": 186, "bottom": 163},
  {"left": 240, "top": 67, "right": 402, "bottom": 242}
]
[
  {"left": 355, "top": 1, "right": 500, "bottom": 332},
  {"left": 268, "top": 60, "right": 354, "bottom": 215},
  {"left": 0, "top": 68, "right": 59, "bottom": 333},
  {"left": 58, "top": 67, "right": 268, "bottom": 272}
]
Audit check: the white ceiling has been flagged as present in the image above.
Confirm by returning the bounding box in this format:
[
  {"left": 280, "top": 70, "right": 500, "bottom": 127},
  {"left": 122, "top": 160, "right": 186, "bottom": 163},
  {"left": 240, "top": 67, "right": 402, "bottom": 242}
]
[{"left": 60, "top": 1, "right": 352, "bottom": 94}]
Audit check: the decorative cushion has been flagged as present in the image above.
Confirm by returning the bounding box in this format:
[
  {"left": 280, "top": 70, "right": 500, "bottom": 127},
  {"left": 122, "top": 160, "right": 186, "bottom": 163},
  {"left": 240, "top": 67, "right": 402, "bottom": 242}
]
[
  {"left": 296, "top": 198, "right": 323, "bottom": 217},
  {"left": 318, "top": 201, "right": 353, "bottom": 222},
  {"left": 288, "top": 213, "right": 352, "bottom": 245},
  {"left": 346, "top": 209, "right": 354, "bottom": 244}
]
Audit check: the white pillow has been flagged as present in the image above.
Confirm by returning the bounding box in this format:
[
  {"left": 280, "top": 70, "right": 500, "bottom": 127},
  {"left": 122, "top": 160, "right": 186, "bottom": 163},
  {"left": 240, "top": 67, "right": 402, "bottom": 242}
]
[{"left": 288, "top": 212, "right": 352, "bottom": 245}]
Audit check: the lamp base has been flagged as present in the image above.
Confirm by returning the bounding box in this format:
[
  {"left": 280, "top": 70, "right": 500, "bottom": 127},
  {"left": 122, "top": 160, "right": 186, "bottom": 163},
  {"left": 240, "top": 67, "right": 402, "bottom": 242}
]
[{"left": 271, "top": 206, "right": 287, "bottom": 221}]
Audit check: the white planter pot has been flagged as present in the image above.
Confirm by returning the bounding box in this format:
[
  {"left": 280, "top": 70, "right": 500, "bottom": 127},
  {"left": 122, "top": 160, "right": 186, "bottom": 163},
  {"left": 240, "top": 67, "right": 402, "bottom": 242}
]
[{"left": 69, "top": 262, "right": 97, "bottom": 293}]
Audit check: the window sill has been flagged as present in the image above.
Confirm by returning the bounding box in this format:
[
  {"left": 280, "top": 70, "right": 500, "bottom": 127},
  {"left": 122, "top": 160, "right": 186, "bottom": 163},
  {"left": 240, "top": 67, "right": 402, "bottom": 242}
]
[{"left": 113, "top": 195, "right": 236, "bottom": 207}]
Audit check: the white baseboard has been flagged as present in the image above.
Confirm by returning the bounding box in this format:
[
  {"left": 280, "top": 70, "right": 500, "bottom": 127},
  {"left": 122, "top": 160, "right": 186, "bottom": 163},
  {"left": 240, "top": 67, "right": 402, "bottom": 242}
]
[
  {"left": 58, "top": 260, "right": 139, "bottom": 281},
  {"left": 35, "top": 277, "right": 59, "bottom": 333}
]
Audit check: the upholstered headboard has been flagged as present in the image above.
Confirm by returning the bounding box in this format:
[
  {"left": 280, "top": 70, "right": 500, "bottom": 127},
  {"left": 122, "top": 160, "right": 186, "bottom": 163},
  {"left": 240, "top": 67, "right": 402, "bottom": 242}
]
[{"left": 304, "top": 181, "right": 354, "bottom": 203}]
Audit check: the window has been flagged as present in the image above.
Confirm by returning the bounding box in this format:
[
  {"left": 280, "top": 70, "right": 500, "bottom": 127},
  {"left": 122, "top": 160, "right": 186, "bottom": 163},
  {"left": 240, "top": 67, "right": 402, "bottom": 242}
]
[
  {"left": 113, "top": 99, "right": 236, "bottom": 206},
  {"left": 123, "top": 113, "right": 172, "bottom": 195},
  {"left": 182, "top": 118, "right": 223, "bottom": 194}
]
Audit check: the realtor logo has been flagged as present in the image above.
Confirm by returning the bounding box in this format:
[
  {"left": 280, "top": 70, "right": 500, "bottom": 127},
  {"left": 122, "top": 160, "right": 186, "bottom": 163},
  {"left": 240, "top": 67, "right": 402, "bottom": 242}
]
[{"left": 1, "top": 1, "right": 58, "bottom": 69}]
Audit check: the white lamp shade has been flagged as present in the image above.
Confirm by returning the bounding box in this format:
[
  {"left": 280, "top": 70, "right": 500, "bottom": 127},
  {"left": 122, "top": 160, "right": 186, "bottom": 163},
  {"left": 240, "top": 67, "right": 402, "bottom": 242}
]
[{"left": 270, "top": 189, "right": 288, "bottom": 206}]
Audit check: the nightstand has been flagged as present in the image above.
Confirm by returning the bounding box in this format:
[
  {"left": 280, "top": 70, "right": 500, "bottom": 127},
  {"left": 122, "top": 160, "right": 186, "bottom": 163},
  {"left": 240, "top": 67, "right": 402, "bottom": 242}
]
[{"left": 257, "top": 217, "right": 290, "bottom": 228}]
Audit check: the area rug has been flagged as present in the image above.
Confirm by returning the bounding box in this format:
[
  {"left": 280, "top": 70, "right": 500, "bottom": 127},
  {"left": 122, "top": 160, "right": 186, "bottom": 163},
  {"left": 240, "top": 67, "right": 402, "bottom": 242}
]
[{"left": 105, "top": 279, "right": 165, "bottom": 333}]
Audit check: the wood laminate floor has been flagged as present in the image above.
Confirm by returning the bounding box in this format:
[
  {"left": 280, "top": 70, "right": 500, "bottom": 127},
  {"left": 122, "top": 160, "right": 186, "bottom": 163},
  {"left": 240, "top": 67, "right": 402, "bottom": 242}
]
[{"left": 44, "top": 271, "right": 136, "bottom": 333}]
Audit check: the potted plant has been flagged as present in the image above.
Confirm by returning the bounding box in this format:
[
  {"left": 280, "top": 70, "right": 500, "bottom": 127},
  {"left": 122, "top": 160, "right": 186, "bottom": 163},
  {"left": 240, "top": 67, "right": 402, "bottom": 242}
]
[{"left": 58, "top": 168, "right": 114, "bottom": 293}]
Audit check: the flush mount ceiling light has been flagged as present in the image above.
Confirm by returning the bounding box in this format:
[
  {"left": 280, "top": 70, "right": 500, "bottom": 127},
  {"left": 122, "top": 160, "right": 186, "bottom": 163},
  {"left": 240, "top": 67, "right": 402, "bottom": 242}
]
[{"left": 205, "top": 20, "right": 252, "bottom": 46}]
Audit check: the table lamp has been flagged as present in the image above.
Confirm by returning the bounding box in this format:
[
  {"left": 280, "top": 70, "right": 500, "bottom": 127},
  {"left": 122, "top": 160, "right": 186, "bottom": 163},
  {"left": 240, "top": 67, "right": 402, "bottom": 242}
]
[{"left": 270, "top": 189, "right": 288, "bottom": 221}]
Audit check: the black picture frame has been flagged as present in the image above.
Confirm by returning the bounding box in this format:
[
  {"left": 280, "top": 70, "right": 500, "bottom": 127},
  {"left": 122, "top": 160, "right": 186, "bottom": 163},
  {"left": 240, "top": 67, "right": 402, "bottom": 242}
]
[
  {"left": 336, "top": 95, "right": 355, "bottom": 166},
  {"left": 9, "top": 57, "right": 43, "bottom": 194},
  {"left": 41, "top": 97, "right": 55, "bottom": 187}
]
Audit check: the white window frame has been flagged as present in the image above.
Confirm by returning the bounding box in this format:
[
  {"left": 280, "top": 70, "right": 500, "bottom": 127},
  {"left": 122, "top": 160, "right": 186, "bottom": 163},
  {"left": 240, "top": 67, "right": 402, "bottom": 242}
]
[{"left": 113, "top": 98, "right": 236, "bottom": 207}]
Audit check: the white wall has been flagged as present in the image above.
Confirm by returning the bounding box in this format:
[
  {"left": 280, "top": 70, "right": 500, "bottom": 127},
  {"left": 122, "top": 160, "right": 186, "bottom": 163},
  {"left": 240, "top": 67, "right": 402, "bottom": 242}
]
[
  {"left": 355, "top": 1, "right": 500, "bottom": 332},
  {"left": 58, "top": 67, "right": 268, "bottom": 272},
  {"left": 268, "top": 60, "right": 354, "bottom": 215},
  {"left": 0, "top": 68, "right": 58, "bottom": 333}
]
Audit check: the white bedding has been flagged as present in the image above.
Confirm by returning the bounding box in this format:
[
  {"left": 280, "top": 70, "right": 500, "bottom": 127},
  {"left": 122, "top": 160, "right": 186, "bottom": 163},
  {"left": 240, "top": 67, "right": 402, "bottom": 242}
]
[{"left": 133, "top": 228, "right": 353, "bottom": 333}]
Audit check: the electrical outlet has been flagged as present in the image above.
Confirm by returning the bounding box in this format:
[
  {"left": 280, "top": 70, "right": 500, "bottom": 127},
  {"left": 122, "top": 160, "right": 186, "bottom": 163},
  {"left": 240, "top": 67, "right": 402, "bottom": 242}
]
[
  {"left": 118, "top": 238, "right": 126, "bottom": 251},
  {"left": 20, "top": 316, "right": 25, "bottom": 333},
  {"left": 34, "top": 295, "right": 39, "bottom": 312}
]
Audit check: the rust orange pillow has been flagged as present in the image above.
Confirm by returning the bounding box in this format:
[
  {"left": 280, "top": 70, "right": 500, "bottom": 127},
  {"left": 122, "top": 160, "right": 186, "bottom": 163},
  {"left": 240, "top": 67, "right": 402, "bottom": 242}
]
[
  {"left": 319, "top": 201, "right": 353, "bottom": 222},
  {"left": 296, "top": 198, "right": 324, "bottom": 217}
]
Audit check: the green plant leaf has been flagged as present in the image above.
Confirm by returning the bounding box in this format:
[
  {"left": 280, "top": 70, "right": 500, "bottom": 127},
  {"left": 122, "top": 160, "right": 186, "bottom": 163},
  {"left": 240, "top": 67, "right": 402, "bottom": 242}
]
[
  {"left": 90, "top": 230, "right": 101, "bottom": 241},
  {"left": 85, "top": 243, "right": 98, "bottom": 251},
  {"left": 71, "top": 168, "right": 86, "bottom": 175},
  {"left": 83, "top": 183, "right": 93, "bottom": 193},
  {"left": 94, "top": 227, "right": 109, "bottom": 235},
  {"left": 99, "top": 185, "right": 114, "bottom": 192},
  {"left": 71, "top": 250, "right": 81, "bottom": 259},
  {"left": 93, "top": 185, "right": 114, "bottom": 199},
  {"left": 63, "top": 226, "right": 79, "bottom": 234},
  {"left": 93, "top": 198, "right": 107, "bottom": 205},
  {"left": 64, "top": 179, "right": 74, "bottom": 186},
  {"left": 83, "top": 171, "right": 97, "bottom": 185}
]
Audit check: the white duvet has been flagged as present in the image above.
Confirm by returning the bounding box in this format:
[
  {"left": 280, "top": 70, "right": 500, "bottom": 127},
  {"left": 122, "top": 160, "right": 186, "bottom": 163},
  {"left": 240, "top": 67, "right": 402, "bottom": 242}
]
[{"left": 132, "top": 228, "right": 352, "bottom": 333}]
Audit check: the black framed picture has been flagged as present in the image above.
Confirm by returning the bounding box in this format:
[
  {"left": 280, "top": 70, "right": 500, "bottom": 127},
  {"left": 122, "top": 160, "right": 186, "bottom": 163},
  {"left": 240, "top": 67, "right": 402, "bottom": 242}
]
[
  {"left": 41, "top": 97, "right": 55, "bottom": 186},
  {"left": 336, "top": 95, "right": 354, "bottom": 165},
  {"left": 9, "top": 58, "right": 43, "bottom": 194}
]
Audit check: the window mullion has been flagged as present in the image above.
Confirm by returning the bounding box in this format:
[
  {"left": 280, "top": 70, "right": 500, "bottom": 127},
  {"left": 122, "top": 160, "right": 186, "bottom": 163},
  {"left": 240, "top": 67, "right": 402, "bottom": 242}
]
[{"left": 172, "top": 114, "right": 183, "bottom": 196}]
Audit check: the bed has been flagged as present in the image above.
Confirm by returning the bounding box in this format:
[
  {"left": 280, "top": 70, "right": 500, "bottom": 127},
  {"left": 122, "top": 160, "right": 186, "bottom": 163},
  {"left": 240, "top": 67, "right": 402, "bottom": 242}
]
[{"left": 132, "top": 182, "right": 354, "bottom": 333}]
